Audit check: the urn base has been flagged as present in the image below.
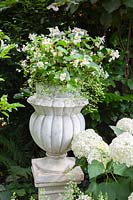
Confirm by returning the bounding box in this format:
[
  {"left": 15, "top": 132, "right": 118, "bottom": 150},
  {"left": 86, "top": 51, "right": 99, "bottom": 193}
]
[{"left": 31, "top": 157, "right": 84, "bottom": 200}]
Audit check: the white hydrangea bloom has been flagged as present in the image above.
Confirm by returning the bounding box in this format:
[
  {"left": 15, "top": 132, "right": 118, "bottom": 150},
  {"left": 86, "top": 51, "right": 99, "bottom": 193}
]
[
  {"left": 116, "top": 117, "right": 133, "bottom": 134},
  {"left": 87, "top": 140, "right": 110, "bottom": 167},
  {"left": 110, "top": 132, "right": 133, "bottom": 167},
  {"left": 72, "top": 129, "right": 110, "bottom": 167},
  {"left": 128, "top": 192, "right": 133, "bottom": 200}
]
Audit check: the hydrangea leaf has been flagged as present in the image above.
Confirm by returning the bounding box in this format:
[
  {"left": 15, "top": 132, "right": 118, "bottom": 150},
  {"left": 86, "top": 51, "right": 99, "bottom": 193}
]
[
  {"left": 123, "top": 167, "right": 133, "bottom": 178},
  {"left": 110, "top": 125, "right": 124, "bottom": 136},
  {"left": 88, "top": 160, "right": 105, "bottom": 179},
  {"left": 113, "top": 162, "right": 127, "bottom": 176}
]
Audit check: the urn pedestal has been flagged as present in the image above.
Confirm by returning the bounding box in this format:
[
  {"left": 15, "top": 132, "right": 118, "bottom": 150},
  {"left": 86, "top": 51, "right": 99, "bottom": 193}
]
[{"left": 28, "top": 93, "right": 88, "bottom": 200}]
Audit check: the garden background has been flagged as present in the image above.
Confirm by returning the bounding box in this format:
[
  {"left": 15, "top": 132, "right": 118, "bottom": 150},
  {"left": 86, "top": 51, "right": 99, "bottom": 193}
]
[{"left": 0, "top": 0, "right": 133, "bottom": 199}]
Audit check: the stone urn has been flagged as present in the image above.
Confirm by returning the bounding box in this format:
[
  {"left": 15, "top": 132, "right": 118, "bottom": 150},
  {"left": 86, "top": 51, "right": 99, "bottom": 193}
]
[
  {"left": 28, "top": 94, "right": 87, "bottom": 157},
  {"left": 27, "top": 84, "right": 88, "bottom": 200}
]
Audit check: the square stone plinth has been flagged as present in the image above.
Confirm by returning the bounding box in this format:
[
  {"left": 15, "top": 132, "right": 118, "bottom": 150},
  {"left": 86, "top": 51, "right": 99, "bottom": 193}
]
[{"left": 31, "top": 157, "right": 84, "bottom": 200}]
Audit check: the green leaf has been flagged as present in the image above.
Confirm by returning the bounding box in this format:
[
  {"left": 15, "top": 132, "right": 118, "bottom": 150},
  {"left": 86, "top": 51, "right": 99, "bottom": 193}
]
[
  {"left": 57, "top": 40, "right": 67, "bottom": 47},
  {"left": 15, "top": 189, "right": 26, "bottom": 197},
  {"left": 110, "top": 125, "right": 124, "bottom": 136},
  {"left": 57, "top": 46, "right": 68, "bottom": 54},
  {"left": 0, "top": 78, "right": 4, "bottom": 81},
  {"left": 86, "top": 181, "right": 98, "bottom": 195},
  {"left": 88, "top": 160, "right": 105, "bottom": 179},
  {"left": 113, "top": 162, "right": 127, "bottom": 176},
  {"left": 100, "top": 12, "right": 112, "bottom": 27},
  {"left": 98, "top": 182, "right": 117, "bottom": 200},
  {"left": 123, "top": 0, "right": 133, "bottom": 7},
  {"left": 0, "top": 191, "right": 11, "bottom": 200},
  {"left": 102, "top": 0, "right": 121, "bottom": 13},
  {"left": 123, "top": 167, "right": 133, "bottom": 178},
  {"left": 127, "top": 78, "right": 133, "bottom": 90}
]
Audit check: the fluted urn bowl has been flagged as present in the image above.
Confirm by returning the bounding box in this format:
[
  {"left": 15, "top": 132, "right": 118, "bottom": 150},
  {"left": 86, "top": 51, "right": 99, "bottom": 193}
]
[{"left": 28, "top": 94, "right": 88, "bottom": 157}]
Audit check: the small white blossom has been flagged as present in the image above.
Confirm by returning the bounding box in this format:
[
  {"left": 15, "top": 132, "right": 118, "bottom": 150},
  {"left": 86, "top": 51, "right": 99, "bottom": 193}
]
[
  {"left": 16, "top": 68, "right": 21, "bottom": 72},
  {"left": 104, "top": 71, "right": 109, "bottom": 79},
  {"left": 22, "top": 44, "right": 28, "bottom": 52},
  {"left": 37, "top": 61, "right": 44, "bottom": 68},
  {"left": 116, "top": 118, "right": 133, "bottom": 134},
  {"left": 42, "top": 37, "right": 51, "bottom": 45},
  {"left": 110, "top": 132, "right": 133, "bottom": 167},
  {"left": 100, "top": 36, "right": 105, "bottom": 44},
  {"left": 47, "top": 3, "right": 59, "bottom": 11},
  {"left": 73, "top": 59, "right": 80, "bottom": 68},
  {"left": 21, "top": 60, "right": 27, "bottom": 67},
  {"left": 70, "top": 49, "right": 78, "bottom": 56},
  {"left": 48, "top": 26, "right": 64, "bottom": 37},
  {"left": 73, "top": 35, "right": 81, "bottom": 44},
  {"left": 77, "top": 194, "right": 93, "bottom": 200},
  {"left": 60, "top": 73, "right": 66, "bottom": 81},
  {"left": 80, "top": 58, "right": 92, "bottom": 67},
  {"left": 128, "top": 192, "right": 133, "bottom": 200},
  {"left": 72, "top": 27, "right": 88, "bottom": 36},
  {"left": 29, "top": 33, "right": 36, "bottom": 41},
  {"left": 109, "top": 50, "right": 120, "bottom": 62}
]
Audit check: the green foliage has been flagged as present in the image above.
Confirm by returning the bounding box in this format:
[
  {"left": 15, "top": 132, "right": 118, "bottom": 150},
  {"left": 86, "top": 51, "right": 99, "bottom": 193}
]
[
  {"left": 88, "top": 161, "right": 105, "bottom": 179},
  {"left": 0, "top": 94, "right": 24, "bottom": 120}
]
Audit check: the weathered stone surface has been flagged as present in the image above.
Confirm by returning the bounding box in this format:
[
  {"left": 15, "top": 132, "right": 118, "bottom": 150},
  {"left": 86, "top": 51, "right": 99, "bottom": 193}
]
[
  {"left": 28, "top": 95, "right": 88, "bottom": 156},
  {"left": 32, "top": 157, "right": 84, "bottom": 200}
]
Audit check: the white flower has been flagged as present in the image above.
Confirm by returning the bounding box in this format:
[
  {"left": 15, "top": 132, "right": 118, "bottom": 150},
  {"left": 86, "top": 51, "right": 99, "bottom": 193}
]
[
  {"left": 104, "top": 71, "right": 109, "bottom": 79},
  {"left": 72, "top": 129, "right": 110, "bottom": 167},
  {"left": 42, "top": 38, "right": 51, "bottom": 45},
  {"left": 109, "top": 132, "right": 133, "bottom": 167},
  {"left": 28, "top": 33, "right": 36, "bottom": 41},
  {"left": 77, "top": 194, "right": 93, "bottom": 200},
  {"left": 60, "top": 73, "right": 66, "bottom": 81},
  {"left": 72, "top": 27, "right": 88, "bottom": 36},
  {"left": 22, "top": 45, "right": 28, "bottom": 52},
  {"left": 16, "top": 68, "right": 21, "bottom": 72},
  {"left": 48, "top": 26, "right": 64, "bottom": 37},
  {"left": 87, "top": 141, "right": 110, "bottom": 167},
  {"left": 21, "top": 60, "right": 27, "bottom": 67},
  {"left": 73, "top": 37, "right": 81, "bottom": 44},
  {"left": 37, "top": 61, "right": 44, "bottom": 68},
  {"left": 72, "top": 59, "right": 80, "bottom": 68},
  {"left": 95, "top": 36, "right": 105, "bottom": 48},
  {"left": 109, "top": 50, "right": 120, "bottom": 62},
  {"left": 128, "top": 192, "right": 133, "bottom": 200},
  {"left": 116, "top": 117, "right": 133, "bottom": 134},
  {"left": 47, "top": 3, "right": 59, "bottom": 11},
  {"left": 80, "top": 56, "right": 92, "bottom": 67},
  {"left": 100, "top": 36, "right": 105, "bottom": 44},
  {"left": 70, "top": 49, "right": 78, "bottom": 55}
]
